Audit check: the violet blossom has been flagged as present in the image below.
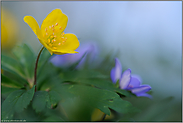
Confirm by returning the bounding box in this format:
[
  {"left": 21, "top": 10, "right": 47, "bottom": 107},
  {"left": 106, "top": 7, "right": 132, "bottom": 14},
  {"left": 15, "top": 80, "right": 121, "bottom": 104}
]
[
  {"left": 111, "top": 58, "right": 152, "bottom": 99},
  {"left": 50, "top": 41, "right": 98, "bottom": 69}
]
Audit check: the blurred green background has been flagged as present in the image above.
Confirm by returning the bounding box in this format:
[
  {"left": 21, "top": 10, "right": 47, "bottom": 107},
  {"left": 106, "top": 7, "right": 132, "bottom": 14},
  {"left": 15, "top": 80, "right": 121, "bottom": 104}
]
[{"left": 1, "top": 1, "right": 182, "bottom": 121}]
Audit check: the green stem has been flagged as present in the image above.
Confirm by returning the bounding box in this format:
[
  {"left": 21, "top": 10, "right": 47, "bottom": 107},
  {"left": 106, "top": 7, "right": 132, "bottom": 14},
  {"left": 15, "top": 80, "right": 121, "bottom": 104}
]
[
  {"left": 102, "top": 113, "right": 107, "bottom": 121},
  {"left": 34, "top": 46, "right": 44, "bottom": 92}
]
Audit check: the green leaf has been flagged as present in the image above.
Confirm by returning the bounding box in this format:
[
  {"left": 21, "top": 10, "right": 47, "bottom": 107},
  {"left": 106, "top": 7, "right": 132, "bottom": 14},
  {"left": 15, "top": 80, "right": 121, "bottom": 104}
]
[
  {"left": 37, "top": 48, "right": 51, "bottom": 77},
  {"left": 2, "top": 90, "right": 25, "bottom": 120},
  {"left": 43, "top": 115, "right": 65, "bottom": 122},
  {"left": 1, "top": 86, "right": 20, "bottom": 94},
  {"left": 2, "top": 70, "right": 29, "bottom": 86},
  {"left": 32, "top": 91, "right": 48, "bottom": 112},
  {"left": 63, "top": 71, "right": 132, "bottom": 97},
  {"left": 32, "top": 90, "right": 61, "bottom": 112},
  {"left": 1, "top": 86, "right": 35, "bottom": 120},
  {"left": 1, "top": 54, "right": 26, "bottom": 79},
  {"left": 52, "top": 84, "right": 136, "bottom": 116},
  {"left": 48, "top": 90, "right": 61, "bottom": 106},
  {"left": 43, "top": 108, "right": 66, "bottom": 122},
  {"left": 12, "top": 44, "right": 35, "bottom": 78},
  {"left": 14, "top": 85, "right": 35, "bottom": 112},
  {"left": 37, "top": 63, "right": 59, "bottom": 91},
  {"left": 102, "top": 98, "right": 139, "bottom": 114},
  {"left": 1, "top": 74, "right": 24, "bottom": 88}
]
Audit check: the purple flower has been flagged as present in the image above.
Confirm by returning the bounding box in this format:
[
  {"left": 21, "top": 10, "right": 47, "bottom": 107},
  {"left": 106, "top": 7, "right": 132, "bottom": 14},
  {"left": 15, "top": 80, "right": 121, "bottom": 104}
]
[
  {"left": 111, "top": 58, "right": 152, "bottom": 99},
  {"left": 50, "top": 41, "right": 98, "bottom": 69}
]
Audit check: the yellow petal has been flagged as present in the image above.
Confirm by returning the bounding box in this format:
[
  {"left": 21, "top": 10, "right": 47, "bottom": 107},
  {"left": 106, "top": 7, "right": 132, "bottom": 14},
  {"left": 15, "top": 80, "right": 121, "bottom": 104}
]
[
  {"left": 23, "top": 16, "right": 41, "bottom": 37},
  {"left": 41, "top": 9, "right": 68, "bottom": 34},
  {"left": 53, "top": 50, "right": 78, "bottom": 55},
  {"left": 52, "top": 33, "right": 80, "bottom": 54},
  {"left": 38, "top": 39, "right": 53, "bottom": 55}
]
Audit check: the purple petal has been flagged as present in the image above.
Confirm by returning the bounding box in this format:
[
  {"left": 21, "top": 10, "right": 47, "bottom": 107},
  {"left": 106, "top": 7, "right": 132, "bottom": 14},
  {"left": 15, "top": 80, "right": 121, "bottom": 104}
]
[
  {"left": 119, "top": 69, "right": 131, "bottom": 89},
  {"left": 136, "top": 93, "right": 153, "bottom": 99},
  {"left": 130, "top": 85, "right": 151, "bottom": 94},
  {"left": 131, "top": 74, "right": 142, "bottom": 83},
  {"left": 50, "top": 42, "right": 98, "bottom": 69},
  {"left": 127, "top": 76, "right": 141, "bottom": 89},
  {"left": 76, "top": 42, "right": 99, "bottom": 69},
  {"left": 50, "top": 54, "right": 80, "bottom": 68},
  {"left": 110, "top": 58, "right": 122, "bottom": 83},
  {"left": 110, "top": 68, "right": 116, "bottom": 83}
]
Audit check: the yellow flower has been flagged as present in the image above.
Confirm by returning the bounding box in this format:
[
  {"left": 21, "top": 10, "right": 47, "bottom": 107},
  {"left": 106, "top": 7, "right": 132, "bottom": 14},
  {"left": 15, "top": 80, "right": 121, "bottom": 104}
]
[
  {"left": 1, "top": 8, "right": 19, "bottom": 51},
  {"left": 23, "top": 9, "right": 79, "bottom": 55}
]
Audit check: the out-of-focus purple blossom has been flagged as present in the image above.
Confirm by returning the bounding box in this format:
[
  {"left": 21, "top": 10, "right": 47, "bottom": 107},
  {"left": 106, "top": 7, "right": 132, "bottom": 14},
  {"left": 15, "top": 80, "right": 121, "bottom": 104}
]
[
  {"left": 111, "top": 58, "right": 152, "bottom": 99},
  {"left": 50, "top": 41, "right": 98, "bottom": 69}
]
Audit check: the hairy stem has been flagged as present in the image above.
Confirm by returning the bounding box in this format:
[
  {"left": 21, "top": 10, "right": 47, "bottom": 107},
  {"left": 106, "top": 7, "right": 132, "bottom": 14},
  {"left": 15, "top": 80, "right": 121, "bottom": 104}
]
[{"left": 34, "top": 46, "right": 44, "bottom": 92}]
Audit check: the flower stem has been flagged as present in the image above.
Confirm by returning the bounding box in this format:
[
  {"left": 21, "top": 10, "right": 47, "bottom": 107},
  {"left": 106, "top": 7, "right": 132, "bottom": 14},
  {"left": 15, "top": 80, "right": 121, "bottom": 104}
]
[
  {"left": 102, "top": 113, "right": 107, "bottom": 121},
  {"left": 34, "top": 46, "right": 44, "bottom": 92}
]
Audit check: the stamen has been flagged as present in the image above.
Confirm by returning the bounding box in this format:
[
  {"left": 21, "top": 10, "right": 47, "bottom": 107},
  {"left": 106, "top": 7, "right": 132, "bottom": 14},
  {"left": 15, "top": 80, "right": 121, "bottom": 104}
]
[
  {"left": 45, "top": 28, "right": 47, "bottom": 32},
  {"left": 55, "top": 23, "right": 58, "bottom": 26},
  {"left": 53, "top": 47, "right": 57, "bottom": 50},
  {"left": 59, "top": 26, "right": 62, "bottom": 30},
  {"left": 52, "top": 39, "right": 56, "bottom": 42},
  {"left": 58, "top": 43, "right": 61, "bottom": 45},
  {"left": 49, "top": 26, "right": 51, "bottom": 29},
  {"left": 46, "top": 33, "right": 48, "bottom": 35},
  {"left": 61, "top": 32, "right": 65, "bottom": 36},
  {"left": 52, "top": 25, "right": 54, "bottom": 28}
]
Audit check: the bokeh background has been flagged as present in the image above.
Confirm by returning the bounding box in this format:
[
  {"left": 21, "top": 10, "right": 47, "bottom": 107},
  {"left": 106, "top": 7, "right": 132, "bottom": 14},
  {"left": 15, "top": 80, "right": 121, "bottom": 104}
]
[{"left": 1, "top": 1, "right": 182, "bottom": 121}]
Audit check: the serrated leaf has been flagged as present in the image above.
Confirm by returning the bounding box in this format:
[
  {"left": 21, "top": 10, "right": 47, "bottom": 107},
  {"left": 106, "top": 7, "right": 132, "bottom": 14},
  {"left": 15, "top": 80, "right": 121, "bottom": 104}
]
[
  {"left": 52, "top": 84, "right": 136, "bottom": 116},
  {"left": 14, "top": 85, "right": 35, "bottom": 112},
  {"left": 12, "top": 44, "right": 35, "bottom": 78},
  {"left": 32, "top": 91, "right": 48, "bottom": 112},
  {"left": 1, "top": 74, "right": 24, "bottom": 88},
  {"left": 32, "top": 90, "right": 61, "bottom": 112},
  {"left": 2, "top": 90, "right": 25, "bottom": 120},
  {"left": 1, "top": 86, "right": 35, "bottom": 120},
  {"left": 48, "top": 90, "right": 61, "bottom": 106},
  {"left": 61, "top": 69, "right": 132, "bottom": 97},
  {"left": 63, "top": 76, "right": 131, "bottom": 97},
  {"left": 101, "top": 98, "right": 139, "bottom": 114}
]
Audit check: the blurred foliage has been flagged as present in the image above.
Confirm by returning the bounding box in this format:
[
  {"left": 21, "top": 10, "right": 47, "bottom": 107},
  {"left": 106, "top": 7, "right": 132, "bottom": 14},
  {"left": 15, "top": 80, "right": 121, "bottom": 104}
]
[{"left": 1, "top": 43, "right": 181, "bottom": 122}]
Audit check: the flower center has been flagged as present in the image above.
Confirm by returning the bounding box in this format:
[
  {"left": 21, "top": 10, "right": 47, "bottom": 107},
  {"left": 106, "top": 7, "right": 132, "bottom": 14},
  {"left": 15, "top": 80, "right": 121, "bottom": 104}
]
[{"left": 43, "top": 22, "right": 67, "bottom": 50}]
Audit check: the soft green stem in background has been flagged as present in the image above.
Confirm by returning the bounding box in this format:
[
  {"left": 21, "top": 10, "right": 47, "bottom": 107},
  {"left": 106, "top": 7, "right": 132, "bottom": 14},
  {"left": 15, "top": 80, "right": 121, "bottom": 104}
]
[{"left": 34, "top": 46, "right": 44, "bottom": 92}]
